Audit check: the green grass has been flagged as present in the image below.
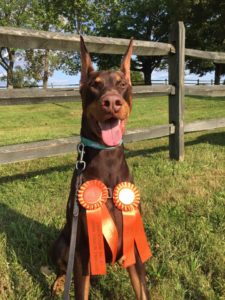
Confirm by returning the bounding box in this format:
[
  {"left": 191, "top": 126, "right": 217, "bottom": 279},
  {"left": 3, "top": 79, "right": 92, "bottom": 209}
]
[
  {"left": 1, "top": 95, "right": 225, "bottom": 146},
  {"left": 0, "top": 96, "right": 225, "bottom": 299}
]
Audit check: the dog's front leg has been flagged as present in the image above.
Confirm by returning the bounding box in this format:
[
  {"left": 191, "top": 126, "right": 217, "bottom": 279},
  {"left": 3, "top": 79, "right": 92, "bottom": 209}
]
[
  {"left": 74, "top": 252, "right": 90, "bottom": 300},
  {"left": 127, "top": 251, "right": 150, "bottom": 300}
]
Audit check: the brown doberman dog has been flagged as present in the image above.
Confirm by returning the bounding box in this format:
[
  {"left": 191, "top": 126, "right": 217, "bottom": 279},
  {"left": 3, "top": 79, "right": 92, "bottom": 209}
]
[{"left": 50, "top": 36, "right": 151, "bottom": 299}]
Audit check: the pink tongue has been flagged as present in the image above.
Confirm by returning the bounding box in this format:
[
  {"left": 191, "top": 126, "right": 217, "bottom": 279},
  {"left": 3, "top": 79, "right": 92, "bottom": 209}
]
[{"left": 99, "top": 119, "right": 122, "bottom": 146}]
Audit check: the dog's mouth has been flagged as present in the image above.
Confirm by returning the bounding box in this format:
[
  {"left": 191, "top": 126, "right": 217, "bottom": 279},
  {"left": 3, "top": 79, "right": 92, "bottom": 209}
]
[{"left": 98, "top": 118, "right": 124, "bottom": 147}]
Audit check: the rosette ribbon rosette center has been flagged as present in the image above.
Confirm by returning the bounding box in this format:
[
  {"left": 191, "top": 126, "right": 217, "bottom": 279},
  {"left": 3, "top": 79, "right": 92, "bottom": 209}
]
[
  {"left": 78, "top": 180, "right": 118, "bottom": 275},
  {"left": 113, "top": 182, "right": 152, "bottom": 268}
]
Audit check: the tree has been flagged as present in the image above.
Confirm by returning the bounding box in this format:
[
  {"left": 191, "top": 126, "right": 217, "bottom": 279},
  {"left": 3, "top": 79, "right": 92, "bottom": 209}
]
[
  {"left": 0, "top": 0, "right": 67, "bottom": 88},
  {"left": 131, "top": 71, "right": 144, "bottom": 85},
  {"left": 0, "top": 47, "right": 16, "bottom": 89},
  {"left": 93, "top": 0, "right": 225, "bottom": 85},
  {"left": 0, "top": 0, "right": 34, "bottom": 88},
  {"left": 92, "top": 0, "right": 170, "bottom": 85},
  {"left": 202, "top": 0, "right": 225, "bottom": 84},
  {"left": 1, "top": 66, "right": 38, "bottom": 88},
  {"left": 24, "top": 49, "right": 62, "bottom": 88},
  {"left": 51, "top": 0, "right": 95, "bottom": 77},
  {"left": 167, "top": 0, "right": 225, "bottom": 84},
  {"left": 23, "top": 0, "right": 66, "bottom": 88}
]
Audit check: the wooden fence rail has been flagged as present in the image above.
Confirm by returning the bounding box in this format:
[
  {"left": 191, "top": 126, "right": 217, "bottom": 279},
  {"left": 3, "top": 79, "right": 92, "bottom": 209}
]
[
  {"left": 0, "top": 125, "right": 174, "bottom": 164},
  {"left": 0, "top": 85, "right": 176, "bottom": 105},
  {"left": 1, "top": 85, "right": 225, "bottom": 106},
  {"left": 185, "top": 48, "right": 225, "bottom": 62},
  {"left": 0, "top": 22, "right": 225, "bottom": 164},
  {"left": 0, "top": 26, "right": 175, "bottom": 56},
  {"left": 1, "top": 118, "right": 225, "bottom": 165}
]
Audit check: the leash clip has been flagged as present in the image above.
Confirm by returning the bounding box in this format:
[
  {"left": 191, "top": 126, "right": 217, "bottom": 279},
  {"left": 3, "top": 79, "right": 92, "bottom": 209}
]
[{"left": 76, "top": 143, "right": 86, "bottom": 171}]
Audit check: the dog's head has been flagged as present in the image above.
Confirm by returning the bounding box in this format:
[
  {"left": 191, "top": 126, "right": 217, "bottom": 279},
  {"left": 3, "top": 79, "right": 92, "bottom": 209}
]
[{"left": 79, "top": 36, "right": 133, "bottom": 147}]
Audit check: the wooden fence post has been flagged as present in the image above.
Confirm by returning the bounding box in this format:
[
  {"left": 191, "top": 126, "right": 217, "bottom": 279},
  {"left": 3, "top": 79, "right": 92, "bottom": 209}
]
[{"left": 168, "top": 22, "right": 185, "bottom": 161}]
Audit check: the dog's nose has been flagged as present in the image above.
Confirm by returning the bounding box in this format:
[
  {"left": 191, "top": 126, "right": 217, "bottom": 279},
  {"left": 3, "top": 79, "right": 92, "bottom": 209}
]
[{"left": 101, "top": 95, "right": 123, "bottom": 113}]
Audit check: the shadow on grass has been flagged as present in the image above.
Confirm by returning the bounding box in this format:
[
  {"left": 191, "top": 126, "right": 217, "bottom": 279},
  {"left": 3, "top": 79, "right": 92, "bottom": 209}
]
[
  {"left": 186, "top": 131, "right": 225, "bottom": 147},
  {"left": 126, "top": 130, "right": 225, "bottom": 159},
  {"left": 52, "top": 102, "right": 74, "bottom": 109},
  {"left": 0, "top": 203, "right": 58, "bottom": 297},
  {"left": 187, "top": 95, "right": 225, "bottom": 101},
  {"left": 0, "top": 163, "right": 74, "bottom": 185},
  {"left": 125, "top": 144, "right": 168, "bottom": 159}
]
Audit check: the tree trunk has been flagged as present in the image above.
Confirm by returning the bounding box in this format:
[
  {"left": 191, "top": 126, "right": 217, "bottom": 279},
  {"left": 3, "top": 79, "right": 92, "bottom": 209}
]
[
  {"left": 43, "top": 49, "right": 49, "bottom": 89},
  {"left": 214, "top": 63, "right": 222, "bottom": 85},
  {"left": 7, "top": 67, "right": 14, "bottom": 89},
  {"left": 142, "top": 58, "right": 153, "bottom": 85},
  {"left": 143, "top": 69, "right": 152, "bottom": 85},
  {"left": 141, "top": 56, "right": 161, "bottom": 86},
  {"left": 7, "top": 49, "right": 15, "bottom": 89}
]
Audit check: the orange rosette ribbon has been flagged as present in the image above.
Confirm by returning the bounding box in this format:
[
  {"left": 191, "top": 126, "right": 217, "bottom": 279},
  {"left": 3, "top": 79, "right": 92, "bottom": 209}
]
[
  {"left": 78, "top": 180, "right": 118, "bottom": 275},
  {"left": 113, "top": 182, "right": 152, "bottom": 268}
]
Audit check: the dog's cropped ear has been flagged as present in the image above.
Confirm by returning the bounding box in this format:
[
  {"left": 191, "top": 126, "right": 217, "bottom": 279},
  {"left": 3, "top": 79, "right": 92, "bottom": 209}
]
[
  {"left": 80, "top": 36, "right": 94, "bottom": 86},
  {"left": 120, "top": 38, "right": 133, "bottom": 85}
]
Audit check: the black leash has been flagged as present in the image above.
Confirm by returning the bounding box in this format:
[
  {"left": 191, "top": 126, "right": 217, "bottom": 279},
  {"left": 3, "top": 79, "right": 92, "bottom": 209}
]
[{"left": 63, "top": 143, "right": 86, "bottom": 300}]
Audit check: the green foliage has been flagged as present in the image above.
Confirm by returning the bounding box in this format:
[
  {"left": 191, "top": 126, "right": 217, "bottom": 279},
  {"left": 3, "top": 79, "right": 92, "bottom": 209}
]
[
  {"left": 24, "top": 49, "right": 62, "bottom": 87},
  {"left": 21, "top": 0, "right": 69, "bottom": 86},
  {"left": 30, "top": 0, "right": 64, "bottom": 31},
  {"left": 167, "top": 0, "right": 225, "bottom": 80},
  {"left": 51, "top": 0, "right": 97, "bottom": 76},
  {"left": 0, "top": 0, "right": 34, "bottom": 27},
  {"left": 93, "top": 0, "right": 169, "bottom": 84},
  {"left": 131, "top": 71, "right": 144, "bottom": 85},
  {"left": 0, "top": 0, "right": 35, "bottom": 87},
  {"left": 56, "top": 52, "right": 81, "bottom": 76},
  {"left": 92, "top": 0, "right": 225, "bottom": 83},
  {"left": 53, "top": 0, "right": 95, "bottom": 34},
  {"left": 0, "top": 0, "right": 82, "bottom": 86},
  {"left": 9, "top": 66, "right": 38, "bottom": 88}
]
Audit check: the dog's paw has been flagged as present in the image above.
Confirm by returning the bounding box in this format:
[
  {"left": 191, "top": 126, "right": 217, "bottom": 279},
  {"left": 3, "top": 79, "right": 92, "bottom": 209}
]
[{"left": 51, "top": 274, "right": 66, "bottom": 296}]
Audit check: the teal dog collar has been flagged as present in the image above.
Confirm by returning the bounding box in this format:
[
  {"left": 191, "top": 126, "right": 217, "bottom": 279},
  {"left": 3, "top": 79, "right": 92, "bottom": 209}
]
[{"left": 80, "top": 136, "right": 123, "bottom": 150}]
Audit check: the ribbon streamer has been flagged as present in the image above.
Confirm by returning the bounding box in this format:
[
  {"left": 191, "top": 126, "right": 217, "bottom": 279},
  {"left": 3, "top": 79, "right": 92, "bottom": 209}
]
[
  {"left": 113, "top": 182, "right": 152, "bottom": 268},
  {"left": 78, "top": 180, "right": 118, "bottom": 275},
  {"left": 86, "top": 207, "right": 106, "bottom": 274},
  {"left": 101, "top": 204, "right": 118, "bottom": 263}
]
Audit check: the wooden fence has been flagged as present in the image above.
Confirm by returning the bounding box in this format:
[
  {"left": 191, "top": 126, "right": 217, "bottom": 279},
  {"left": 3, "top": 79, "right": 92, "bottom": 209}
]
[{"left": 0, "top": 22, "right": 225, "bottom": 164}]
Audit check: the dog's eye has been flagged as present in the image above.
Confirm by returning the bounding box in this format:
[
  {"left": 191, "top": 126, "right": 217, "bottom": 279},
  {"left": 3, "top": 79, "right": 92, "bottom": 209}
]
[
  {"left": 118, "top": 81, "right": 126, "bottom": 88},
  {"left": 92, "top": 80, "right": 103, "bottom": 89},
  {"left": 88, "top": 80, "right": 103, "bottom": 95}
]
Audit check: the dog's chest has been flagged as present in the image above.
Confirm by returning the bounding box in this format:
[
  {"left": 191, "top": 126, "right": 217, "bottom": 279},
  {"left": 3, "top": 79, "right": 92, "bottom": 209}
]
[{"left": 82, "top": 148, "right": 131, "bottom": 188}]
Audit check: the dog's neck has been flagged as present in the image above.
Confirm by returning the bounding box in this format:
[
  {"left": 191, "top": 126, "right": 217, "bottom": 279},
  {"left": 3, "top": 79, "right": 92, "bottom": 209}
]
[
  {"left": 79, "top": 115, "right": 132, "bottom": 187},
  {"left": 80, "top": 143, "right": 131, "bottom": 188},
  {"left": 80, "top": 116, "right": 98, "bottom": 144}
]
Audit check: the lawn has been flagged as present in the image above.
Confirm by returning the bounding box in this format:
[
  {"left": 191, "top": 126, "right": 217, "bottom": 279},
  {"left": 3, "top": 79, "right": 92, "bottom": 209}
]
[
  {"left": 1, "top": 95, "right": 225, "bottom": 146},
  {"left": 0, "top": 95, "right": 225, "bottom": 299}
]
